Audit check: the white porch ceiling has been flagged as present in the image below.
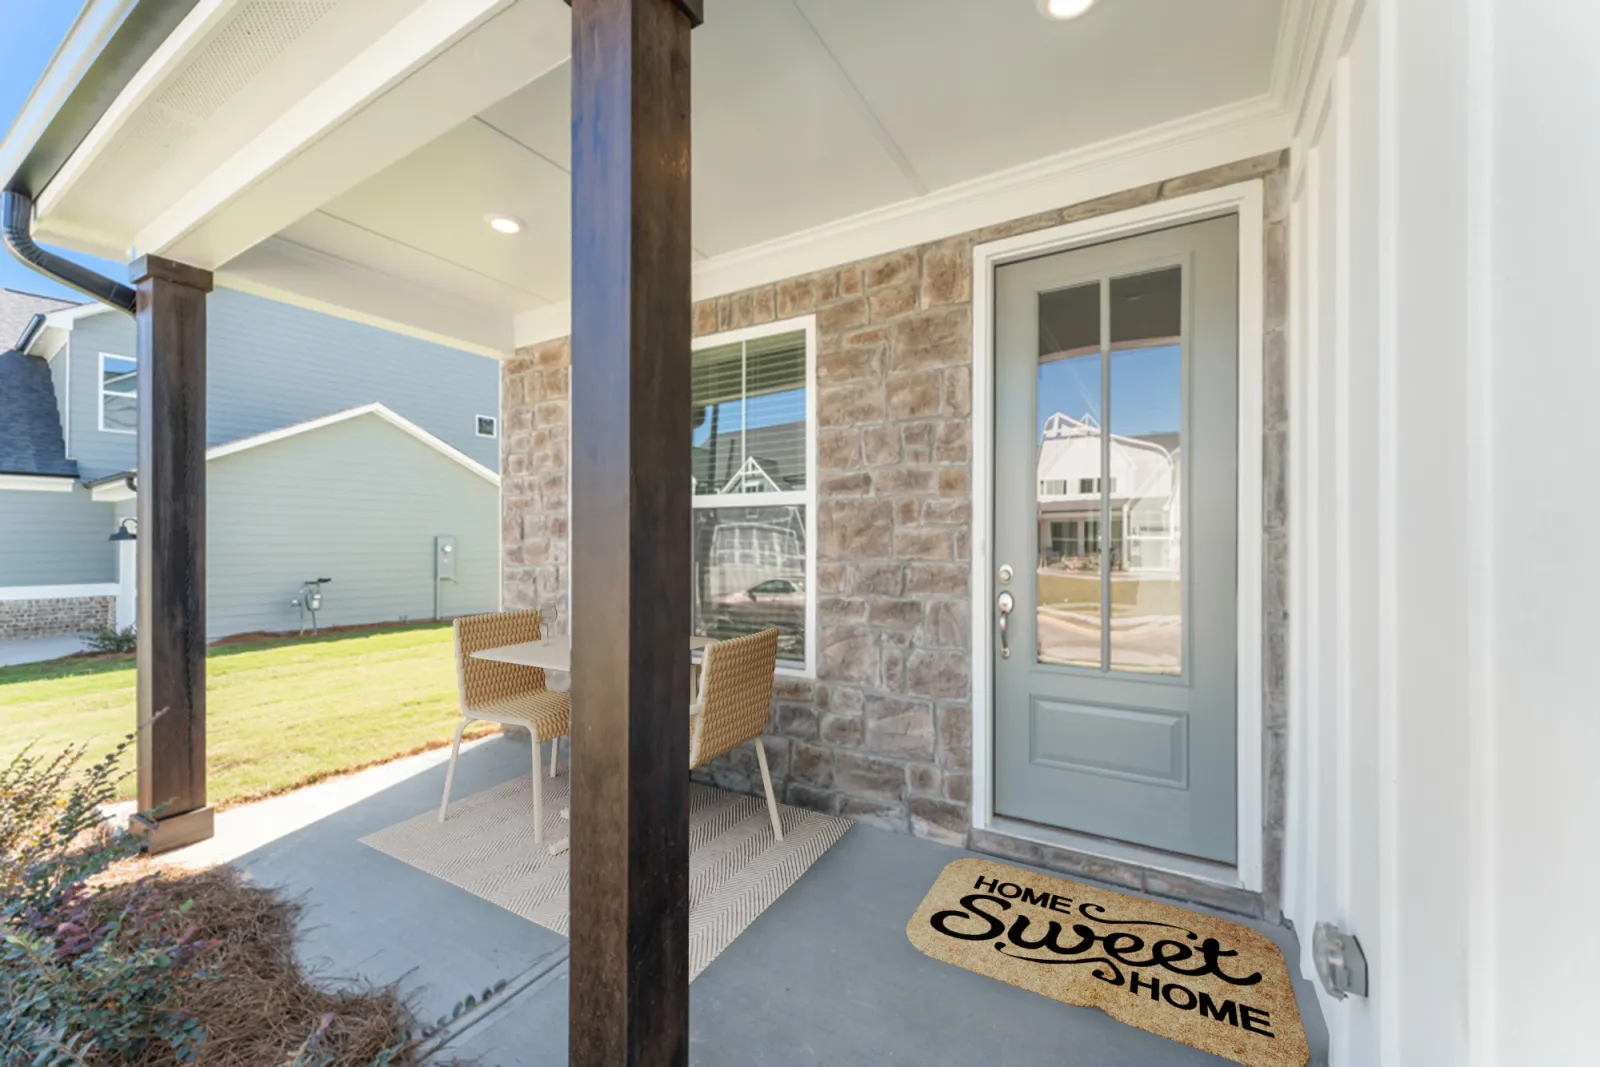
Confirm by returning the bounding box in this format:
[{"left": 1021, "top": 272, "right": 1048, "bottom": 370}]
[{"left": 31, "top": 0, "right": 1296, "bottom": 355}]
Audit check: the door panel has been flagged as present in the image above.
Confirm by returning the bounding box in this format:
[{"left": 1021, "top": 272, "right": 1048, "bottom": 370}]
[{"left": 992, "top": 215, "right": 1239, "bottom": 863}]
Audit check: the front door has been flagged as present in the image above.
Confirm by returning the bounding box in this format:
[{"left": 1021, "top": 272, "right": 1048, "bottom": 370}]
[{"left": 992, "top": 215, "right": 1239, "bottom": 863}]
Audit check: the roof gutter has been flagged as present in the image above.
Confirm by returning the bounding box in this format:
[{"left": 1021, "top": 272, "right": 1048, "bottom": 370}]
[
  {"left": 14, "top": 312, "right": 47, "bottom": 353},
  {"left": 3, "top": 191, "right": 134, "bottom": 314},
  {"left": 0, "top": 0, "right": 201, "bottom": 317}
]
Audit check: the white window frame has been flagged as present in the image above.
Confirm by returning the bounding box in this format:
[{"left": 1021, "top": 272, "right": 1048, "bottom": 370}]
[
  {"left": 691, "top": 314, "right": 818, "bottom": 678},
  {"left": 476, "top": 414, "right": 498, "bottom": 438},
  {"left": 98, "top": 352, "right": 137, "bottom": 435}
]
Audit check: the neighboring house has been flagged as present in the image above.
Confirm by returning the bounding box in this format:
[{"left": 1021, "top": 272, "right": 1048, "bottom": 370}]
[{"left": 0, "top": 288, "right": 502, "bottom": 641}]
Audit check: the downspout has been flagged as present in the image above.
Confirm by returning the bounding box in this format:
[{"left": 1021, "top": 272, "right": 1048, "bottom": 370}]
[{"left": 2, "top": 190, "right": 134, "bottom": 315}]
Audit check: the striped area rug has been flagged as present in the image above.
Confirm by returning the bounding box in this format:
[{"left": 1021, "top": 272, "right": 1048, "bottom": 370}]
[{"left": 361, "top": 775, "right": 852, "bottom": 979}]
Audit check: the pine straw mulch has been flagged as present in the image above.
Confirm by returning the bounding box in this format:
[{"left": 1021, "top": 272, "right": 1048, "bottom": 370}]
[{"left": 100, "top": 864, "right": 433, "bottom": 1067}]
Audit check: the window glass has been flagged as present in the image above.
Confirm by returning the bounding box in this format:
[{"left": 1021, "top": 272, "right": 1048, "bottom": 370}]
[
  {"left": 692, "top": 505, "right": 807, "bottom": 665},
  {"left": 100, "top": 354, "right": 137, "bottom": 433},
  {"left": 690, "top": 326, "right": 811, "bottom": 668}
]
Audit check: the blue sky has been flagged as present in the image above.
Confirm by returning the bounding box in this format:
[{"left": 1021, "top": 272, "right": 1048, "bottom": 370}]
[
  {"left": 0, "top": 0, "right": 127, "bottom": 300},
  {"left": 1037, "top": 344, "right": 1182, "bottom": 440}
]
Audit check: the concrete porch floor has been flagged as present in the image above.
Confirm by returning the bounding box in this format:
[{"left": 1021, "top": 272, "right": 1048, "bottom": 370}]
[{"left": 225, "top": 734, "right": 1330, "bottom": 1066}]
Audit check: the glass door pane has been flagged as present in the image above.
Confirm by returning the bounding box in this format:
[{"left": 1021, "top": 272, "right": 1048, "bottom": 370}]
[
  {"left": 1035, "top": 281, "right": 1102, "bottom": 668},
  {"left": 1108, "top": 267, "right": 1183, "bottom": 674}
]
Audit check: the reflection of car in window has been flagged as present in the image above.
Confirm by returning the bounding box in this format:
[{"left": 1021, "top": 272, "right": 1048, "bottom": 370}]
[{"left": 711, "top": 577, "right": 805, "bottom": 638}]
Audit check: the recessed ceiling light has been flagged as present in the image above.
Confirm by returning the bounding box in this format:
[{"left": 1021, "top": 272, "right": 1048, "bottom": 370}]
[
  {"left": 1039, "top": 0, "right": 1097, "bottom": 19},
  {"left": 485, "top": 213, "right": 524, "bottom": 235}
]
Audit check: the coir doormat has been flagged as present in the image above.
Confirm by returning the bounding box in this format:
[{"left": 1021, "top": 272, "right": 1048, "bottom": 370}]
[{"left": 907, "top": 859, "right": 1309, "bottom": 1067}]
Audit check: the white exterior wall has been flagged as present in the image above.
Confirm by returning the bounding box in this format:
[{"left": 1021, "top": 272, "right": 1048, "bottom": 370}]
[{"left": 1286, "top": 2, "right": 1600, "bottom": 1065}]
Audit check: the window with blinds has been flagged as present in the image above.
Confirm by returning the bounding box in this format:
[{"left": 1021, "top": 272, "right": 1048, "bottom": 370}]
[{"left": 690, "top": 324, "right": 813, "bottom": 669}]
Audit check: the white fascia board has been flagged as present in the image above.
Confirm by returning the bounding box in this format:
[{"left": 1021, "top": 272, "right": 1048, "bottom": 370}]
[
  {"left": 215, "top": 265, "right": 511, "bottom": 361},
  {"left": 93, "top": 404, "right": 502, "bottom": 494},
  {"left": 42, "top": 303, "right": 115, "bottom": 331},
  {"left": 0, "top": 0, "right": 137, "bottom": 190},
  {"left": 0, "top": 583, "right": 120, "bottom": 601},
  {"left": 88, "top": 479, "right": 136, "bottom": 502},
  {"left": 205, "top": 403, "right": 501, "bottom": 487},
  {"left": 0, "top": 475, "right": 76, "bottom": 492},
  {"left": 514, "top": 95, "right": 1289, "bottom": 349}
]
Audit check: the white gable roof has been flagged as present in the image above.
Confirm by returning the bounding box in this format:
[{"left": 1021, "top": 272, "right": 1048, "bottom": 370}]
[
  {"left": 89, "top": 403, "right": 498, "bottom": 501},
  {"left": 207, "top": 403, "right": 500, "bottom": 486}
]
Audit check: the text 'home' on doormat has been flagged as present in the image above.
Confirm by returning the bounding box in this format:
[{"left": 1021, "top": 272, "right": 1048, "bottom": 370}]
[{"left": 906, "top": 858, "right": 1309, "bottom": 1067}]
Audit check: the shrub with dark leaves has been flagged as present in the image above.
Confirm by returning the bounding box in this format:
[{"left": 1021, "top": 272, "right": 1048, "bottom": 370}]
[{"left": 0, "top": 733, "right": 213, "bottom": 1064}]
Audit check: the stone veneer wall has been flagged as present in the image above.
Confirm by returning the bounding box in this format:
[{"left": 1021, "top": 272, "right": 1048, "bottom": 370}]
[
  {"left": 0, "top": 596, "right": 116, "bottom": 640},
  {"left": 503, "top": 150, "right": 1290, "bottom": 914}
]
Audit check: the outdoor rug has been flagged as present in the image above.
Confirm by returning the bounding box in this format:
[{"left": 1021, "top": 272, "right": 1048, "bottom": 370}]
[
  {"left": 362, "top": 776, "right": 852, "bottom": 979},
  {"left": 907, "top": 858, "right": 1309, "bottom": 1067}
]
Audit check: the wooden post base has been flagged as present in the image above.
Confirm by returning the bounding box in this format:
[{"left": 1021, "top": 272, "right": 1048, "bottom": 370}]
[{"left": 130, "top": 806, "right": 215, "bottom": 854}]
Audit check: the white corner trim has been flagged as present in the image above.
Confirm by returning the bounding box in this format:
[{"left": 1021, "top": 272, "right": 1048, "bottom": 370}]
[
  {"left": 968, "top": 179, "right": 1268, "bottom": 893},
  {"left": 512, "top": 97, "right": 1289, "bottom": 350},
  {"left": 0, "top": 474, "right": 76, "bottom": 492},
  {"left": 0, "top": 583, "right": 119, "bottom": 602},
  {"left": 205, "top": 403, "right": 501, "bottom": 486}
]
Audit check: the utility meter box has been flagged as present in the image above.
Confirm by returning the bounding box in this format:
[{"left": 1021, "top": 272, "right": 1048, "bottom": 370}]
[{"left": 435, "top": 535, "right": 457, "bottom": 582}]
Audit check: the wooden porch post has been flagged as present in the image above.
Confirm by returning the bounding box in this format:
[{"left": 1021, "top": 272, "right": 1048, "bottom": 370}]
[
  {"left": 131, "top": 254, "right": 214, "bottom": 854},
  {"left": 567, "top": 0, "right": 700, "bottom": 1064}
]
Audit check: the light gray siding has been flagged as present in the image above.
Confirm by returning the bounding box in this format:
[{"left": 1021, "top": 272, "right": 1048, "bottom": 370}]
[
  {"left": 0, "top": 485, "right": 115, "bottom": 585},
  {"left": 204, "top": 413, "right": 499, "bottom": 639},
  {"left": 64, "top": 289, "right": 500, "bottom": 481}
]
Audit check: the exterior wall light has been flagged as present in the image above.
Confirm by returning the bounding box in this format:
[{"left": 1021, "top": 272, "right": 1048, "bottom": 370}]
[{"left": 109, "top": 517, "right": 138, "bottom": 542}]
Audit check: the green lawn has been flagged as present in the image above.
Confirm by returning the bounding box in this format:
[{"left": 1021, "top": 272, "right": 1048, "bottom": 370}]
[{"left": 0, "top": 623, "right": 488, "bottom": 807}]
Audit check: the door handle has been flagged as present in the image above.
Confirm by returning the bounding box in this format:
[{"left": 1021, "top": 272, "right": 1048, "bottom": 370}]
[{"left": 996, "top": 590, "right": 1015, "bottom": 660}]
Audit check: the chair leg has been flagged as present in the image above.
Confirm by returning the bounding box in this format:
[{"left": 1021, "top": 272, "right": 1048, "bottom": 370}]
[
  {"left": 754, "top": 738, "right": 783, "bottom": 842},
  {"left": 549, "top": 735, "right": 559, "bottom": 778},
  {"left": 438, "top": 719, "right": 468, "bottom": 823},
  {"left": 531, "top": 731, "right": 544, "bottom": 844}
]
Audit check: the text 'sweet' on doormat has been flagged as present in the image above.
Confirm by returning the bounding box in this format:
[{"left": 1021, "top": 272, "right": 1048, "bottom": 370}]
[{"left": 906, "top": 859, "right": 1309, "bottom": 1067}]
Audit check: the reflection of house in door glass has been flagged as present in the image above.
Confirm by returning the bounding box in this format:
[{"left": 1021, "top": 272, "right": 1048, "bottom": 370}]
[{"left": 1034, "top": 411, "right": 1182, "bottom": 674}]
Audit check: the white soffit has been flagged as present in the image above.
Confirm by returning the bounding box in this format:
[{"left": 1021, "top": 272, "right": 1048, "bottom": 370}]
[
  {"left": 28, "top": 0, "right": 1299, "bottom": 357},
  {"left": 792, "top": 0, "right": 1285, "bottom": 191},
  {"left": 39, "top": 0, "right": 430, "bottom": 252}
]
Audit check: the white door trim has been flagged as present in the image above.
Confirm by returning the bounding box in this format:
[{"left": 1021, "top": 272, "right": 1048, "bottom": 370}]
[{"left": 969, "top": 179, "right": 1267, "bottom": 892}]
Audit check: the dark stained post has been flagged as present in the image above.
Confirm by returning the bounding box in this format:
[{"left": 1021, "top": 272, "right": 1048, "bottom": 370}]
[
  {"left": 131, "top": 254, "right": 214, "bottom": 854},
  {"left": 567, "top": 0, "right": 700, "bottom": 1064}
]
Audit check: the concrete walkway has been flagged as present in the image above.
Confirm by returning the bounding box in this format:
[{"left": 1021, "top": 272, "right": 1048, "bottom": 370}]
[
  {"left": 0, "top": 633, "right": 89, "bottom": 667},
  {"left": 209, "top": 734, "right": 1329, "bottom": 1066}
]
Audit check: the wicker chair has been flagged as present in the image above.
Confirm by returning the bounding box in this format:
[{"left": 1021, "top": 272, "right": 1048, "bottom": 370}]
[
  {"left": 690, "top": 627, "right": 783, "bottom": 841},
  {"left": 439, "top": 609, "right": 571, "bottom": 841}
]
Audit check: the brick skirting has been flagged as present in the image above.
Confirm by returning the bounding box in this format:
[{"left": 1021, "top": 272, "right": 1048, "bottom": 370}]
[{"left": 0, "top": 596, "right": 116, "bottom": 640}]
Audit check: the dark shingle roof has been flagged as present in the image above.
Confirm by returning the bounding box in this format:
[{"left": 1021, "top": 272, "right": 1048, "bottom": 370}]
[
  {"left": 0, "top": 289, "right": 82, "bottom": 479},
  {"left": 0, "top": 288, "right": 74, "bottom": 347}
]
